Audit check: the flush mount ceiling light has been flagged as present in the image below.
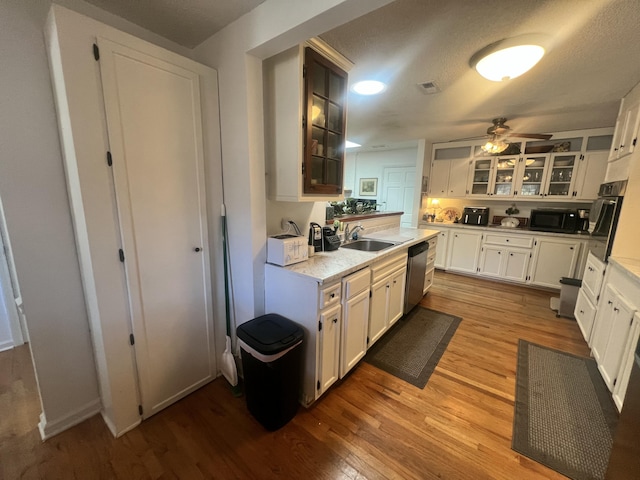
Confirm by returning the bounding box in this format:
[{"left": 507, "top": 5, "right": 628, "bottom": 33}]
[
  {"left": 345, "top": 140, "right": 361, "bottom": 148},
  {"left": 352, "top": 80, "right": 386, "bottom": 95},
  {"left": 470, "top": 34, "right": 547, "bottom": 82}
]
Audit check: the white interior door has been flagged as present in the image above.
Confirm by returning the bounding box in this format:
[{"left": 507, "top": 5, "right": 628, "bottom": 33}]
[
  {"left": 383, "top": 167, "right": 415, "bottom": 227},
  {"left": 98, "top": 38, "right": 214, "bottom": 418}
]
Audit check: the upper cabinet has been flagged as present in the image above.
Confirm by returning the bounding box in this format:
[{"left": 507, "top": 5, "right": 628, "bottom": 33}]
[
  {"left": 264, "top": 39, "right": 352, "bottom": 202},
  {"left": 609, "top": 102, "right": 640, "bottom": 161},
  {"left": 429, "top": 128, "right": 613, "bottom": 202}
]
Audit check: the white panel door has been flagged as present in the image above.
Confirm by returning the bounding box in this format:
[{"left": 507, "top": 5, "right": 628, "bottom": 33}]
[
  {"left": 98, "top": 38, "right": 214, "bottom": 418},
  {"left": 319, "top": 304, "right": 341, "bottom": 395},
  {"left": 340, "top": 288, "right": 370, "bottom": 377},
  {"left": 383, "top": 167, "right": 415, "bottom": 227}
]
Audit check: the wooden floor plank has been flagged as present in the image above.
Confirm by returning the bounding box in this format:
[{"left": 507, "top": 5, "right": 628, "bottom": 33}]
[{"left": 1, "top": 271, "right": 592, "bottom": 479}]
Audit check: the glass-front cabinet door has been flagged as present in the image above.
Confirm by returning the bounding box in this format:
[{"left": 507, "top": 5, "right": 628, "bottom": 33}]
[
  {"left": 544, "top": 153, "right": 578, "bottom": 197},
  {"left": 304, "top": 47, "right": 348, "bottom": 195},
  {"left": 468, "top": 158, "right": 492, "bottom": 196},
  {"left": 517, "top": 155, "right": 549, "bottom": 197},
  {"left": 492, "top": 156, "right": 518, "bottom": 197}
]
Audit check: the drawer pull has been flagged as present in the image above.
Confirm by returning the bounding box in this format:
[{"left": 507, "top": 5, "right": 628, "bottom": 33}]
[{"left": 332, "top": 317, "right": 338, "bottom": 323}]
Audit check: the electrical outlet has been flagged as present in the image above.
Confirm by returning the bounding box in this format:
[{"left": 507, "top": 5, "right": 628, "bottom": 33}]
[{"left": 281, "top": 218, "right": 292, "bottom": 230}]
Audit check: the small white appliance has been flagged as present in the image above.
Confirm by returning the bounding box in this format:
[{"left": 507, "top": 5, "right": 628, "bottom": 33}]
[{"left": 267, "top": 234, "right": 308, "bottom": 266}]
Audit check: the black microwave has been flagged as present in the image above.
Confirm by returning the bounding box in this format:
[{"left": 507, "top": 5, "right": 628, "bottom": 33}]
[{"left": 529, "top": 209, "right": 579, "bottom": 233}]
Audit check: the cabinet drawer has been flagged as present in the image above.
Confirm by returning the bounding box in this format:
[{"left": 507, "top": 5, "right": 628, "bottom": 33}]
[
  {"left": 371, "top": 251, "right": 408, "bottom": 283},
  {"left": 343, "top": 267, "right": 371, "bottom": 299},
  {"left": 426, "top": 249, "right": 437, "bottom": 265},
  {"left": 427, "top": 236, "right": 438, "bottom": 250},
  {"left": 484, "top": 233, "right": 533, "bottom": 248},
  {"left": 423, "top": 268, "right": 434, "bottom": 293},
  {"left": 319, "top": 282, "right": 341, "bottom": 310},
  {"left": 575, "top": 289, "right": 597, "bottom": 343}
]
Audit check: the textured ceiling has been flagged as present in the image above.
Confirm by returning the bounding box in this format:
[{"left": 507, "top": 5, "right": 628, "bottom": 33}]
[
  {"left": 321, "top": 0, "right": 640, "bottom": 148},
  {"left": 82, "top": 0, "right": 266, "bottom": 48},
  {"left": 78, "top": 0, "right": 640, "bottom": 149}
]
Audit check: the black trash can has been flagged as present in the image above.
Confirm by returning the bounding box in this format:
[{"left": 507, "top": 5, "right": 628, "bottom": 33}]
[{"left": 236, "top": 314, "right": 304, "bottom": 430}]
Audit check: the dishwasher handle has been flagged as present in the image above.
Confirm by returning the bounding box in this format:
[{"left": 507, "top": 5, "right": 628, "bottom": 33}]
[{"left": 408, "top": 241, "right": 429, "bottom": 257}]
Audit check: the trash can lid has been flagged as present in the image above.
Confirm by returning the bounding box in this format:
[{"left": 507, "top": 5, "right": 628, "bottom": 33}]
[{"left": 236, "top": 314, "right": 303, "bottom": 355}]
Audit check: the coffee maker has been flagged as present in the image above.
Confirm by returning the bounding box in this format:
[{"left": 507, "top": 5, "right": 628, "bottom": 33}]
[
  {"left": 577, "top": 209, "right": 590, "bottom": 232},
  {"left": 309, "top": 222, "right": 323, "bottom": 252}
]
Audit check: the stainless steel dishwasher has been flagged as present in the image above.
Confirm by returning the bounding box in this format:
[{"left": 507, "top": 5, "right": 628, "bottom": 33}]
[{"left": 404, "top": 241, "right": 429, "bottom": 314}]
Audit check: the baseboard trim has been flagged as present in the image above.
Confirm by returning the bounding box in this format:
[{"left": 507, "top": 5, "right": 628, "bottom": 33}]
[
  {"left": 38, "top": 398, "right": 102, "bottom": 440},
  {"left": 0, "top": 340, "right": 14, "bottom": 352},
  {"left": 100, "top": 410, "right": 141, "bottom": 438}
]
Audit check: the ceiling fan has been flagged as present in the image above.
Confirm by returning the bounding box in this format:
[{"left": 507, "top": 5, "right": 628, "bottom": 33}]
[{"left": 452, "top": 117, "right": 553, "bottom": 154}]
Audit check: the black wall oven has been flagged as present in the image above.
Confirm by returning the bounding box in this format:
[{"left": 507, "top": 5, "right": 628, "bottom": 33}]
[{"left": 589, "top": 180, "right": 627, "bottom": 261}]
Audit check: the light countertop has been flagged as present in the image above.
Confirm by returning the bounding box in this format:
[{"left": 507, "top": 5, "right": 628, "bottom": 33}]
[
  {"left": 266, "top": 227, "right": 440, "bottom": 285},
  {"left": 418, "top": 221, "right": 593, "bottom": 240},
  {"left": 608, "top": 257, "right": 640, "bottom": 284}
]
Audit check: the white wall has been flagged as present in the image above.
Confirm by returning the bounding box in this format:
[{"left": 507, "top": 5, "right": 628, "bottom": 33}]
[
  {"left": 193, "top": 0, "right": 394, "bottom": 324},
  {"left": 0, "top": 0, "right": 100, "bottom": 436}
]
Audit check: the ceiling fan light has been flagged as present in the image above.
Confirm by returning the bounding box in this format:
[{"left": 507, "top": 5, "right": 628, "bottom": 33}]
[{"left": 481, "top": 139, "right": 509, "bottom": 154}]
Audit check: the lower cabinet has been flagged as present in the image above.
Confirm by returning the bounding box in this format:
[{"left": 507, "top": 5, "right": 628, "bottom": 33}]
[
  {"left": 340, "top": 268, "right": 371, "bottom": 378},
  {"left": 424, "top": 236, "right": 437, "bottom": 294},
  {"left": 433, "top": 230, "right": 448, "bottom": 269},
  {"left": 318, "top": 303, "right": 341, "bottom": 394},
  {"left": 478, "top": 246, "right": 530, "bottom": 282},
  {"left": 591, "top": 284, "right": 637, "bottom": 391},
  {"left": 575, "top": 289, "right": 598, "bottom": 344},
  {"left": 613, "top": 312, "right": 640, "bottom": 409},
  {"left": 528, "top": 237, "right": 581, "bottom": 288},
  {"left": 369, "top": 252, "right": 408, "bottom": 347},
  {"left": 447, "top": 230, "right": 482, "bottom": 274}
]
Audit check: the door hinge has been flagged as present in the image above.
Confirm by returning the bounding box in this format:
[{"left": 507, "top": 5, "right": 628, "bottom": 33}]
[
  {"left": 613, "top": 378, "right": 617, "bottom": 386},
  {"left": 107, "top": 151, "right": 113, "bottom": 167},
  {"left": 366, "top": 336, "right": 370, "bottom": 345},
  {"left": 302, "top": 116, "right": 306, "bottom": 129},
  {"left": 138, "top": 404, "right": 143, "bottom": 415},
  {"left": 93, "top": 43, "right": 100, "bottom": 61},
  {"left": 369, "top": 290, "right": 372, "bottom": 298},
  {"left": 633, "top": 138, "right": 637, "bottom": 147},
  {"left": 129, "top": 334, "right": 135, "bottom": 345},
  {"left": 318, "top": 321, "right": 322, "bottom": 332},
  {"left": 529, "top": 253, "right": 532, "bottom": 258},
  {"left": 303, "top": 65, "right": 307, "bottom": 78},
  {"left": 119, "top": 249, "right": 125, "bottom": 262},
  {"left": 317, "top": 380, "right": 320, "bottom": 390},
  {"left": 597, "top": 294, "right": 600, "bottom": 301},
  {"left": 580, "top": 154, "right": 584, "bottom": 160},
  {"left": 301, "top": 163, "right": 305, "bottom": 175}
]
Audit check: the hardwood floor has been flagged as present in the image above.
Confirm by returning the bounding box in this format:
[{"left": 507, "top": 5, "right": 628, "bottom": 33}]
[{"left": 1, "top": 271, "right": 591, "bottom": 479}]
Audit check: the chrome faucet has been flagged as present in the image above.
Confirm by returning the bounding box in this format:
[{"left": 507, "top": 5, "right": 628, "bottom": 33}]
[{"left": 345, "top": 224, "right": 365, "bottom": 242}]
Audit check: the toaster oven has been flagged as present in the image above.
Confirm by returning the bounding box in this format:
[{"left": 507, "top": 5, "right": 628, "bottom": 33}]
[{"left": 267, "top": 235, "right": 308, "bottom": 266}]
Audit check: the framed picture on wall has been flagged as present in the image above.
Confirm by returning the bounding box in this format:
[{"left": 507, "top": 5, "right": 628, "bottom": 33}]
[{"left": 359, "top": 178, "right": 378, "bottom": 196}]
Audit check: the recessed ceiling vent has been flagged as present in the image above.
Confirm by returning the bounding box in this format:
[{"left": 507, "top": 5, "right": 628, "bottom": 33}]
[
  {"left": 371, "top": 144, "right": 389, "bottom": 149},
  {"left": 417, "top": 81, "right": 440, "bottom": 94}
]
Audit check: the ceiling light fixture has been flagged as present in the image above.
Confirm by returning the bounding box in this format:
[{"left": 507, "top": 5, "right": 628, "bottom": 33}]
[
  {"left": 470, "top": 34, "right": 547, "bottom": 82},
  {"left": 352, "top": 80, "right": 386, "bottom": 95},
  {"left": 345, "top": 140, "right": 361, "bottom": 149},
  {"left": 481, "top": 137, "right": 509, "bottom": 154}
]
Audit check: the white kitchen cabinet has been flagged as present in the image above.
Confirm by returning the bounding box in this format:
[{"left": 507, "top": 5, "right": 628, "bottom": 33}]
[
  {"left": 528, "top": 237, "right": 581, "bottom": 289},
  {"left": 434, "top": 230, "right": 449, "bottom": 269},
  {"left": 573, "top": 151, "right": 608, "bottom": 200},
  {"left": 318, "top": 303, "right": 341, "bottom": 394},
  {"left": 581, "top": 252, "right": 606, "bottom": 302},
  {"left": 609, "top": 102, "right": 640, "bottom": 161},
  {"left": 575, "top": 289, "right": 598, "bottom": 343},
  {"left": 429, "top": 158, "right": 469, "bottom": 197},
  {"left": 591, "top": 284, "right": 637, "bottom": 391},
  {"left": 368, "top": 252, "right": 407, "bottom": 347},
  {"left": 613, "top": 312, "right": 640, "bottom": 410},
  {"left": 478, "top": 234, "right": 531, "bottom": 283},
  {"left": 447, "top": 229, "right": 483, "bottom": 274},
  {"left": 468, "top": 156, "right": 521, "bottom": 198},
  {"left": 340, "top": 268, "right": 371, "bottom": 377},
  {"left": 542, "top": 153, "right": 580, "bottom": 198},
  {"left": 265, "top": 266, "right": 343, "bottom": 406},
  {"left": 423, "top": 236, "right": 437, "bottom": 294}
]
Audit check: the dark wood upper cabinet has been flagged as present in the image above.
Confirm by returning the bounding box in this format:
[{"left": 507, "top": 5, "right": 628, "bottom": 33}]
[{"left": 303, "top": 47, "right": 348, "bottom": 195}]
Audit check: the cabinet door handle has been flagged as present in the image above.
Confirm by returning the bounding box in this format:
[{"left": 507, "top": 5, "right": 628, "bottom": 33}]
[
  {"left": 588, "top": 266, "right": 594, "bottom": 271},
  {"left": 330, "top": 293, "right": 336, "bottom": 298},
  {"left": 580, "top": 310, "right": 585, "bottom": 314},
  {"left": 569, "top": 247, "right": 574, "bottom": 250},
  {"left": 332, "top": 317, "right": 338, "bottom": 323},
  {"left": 608, "top": 300, "right": 613, "bottom": 305},
  {"left": 194, "top": 247, "right": 202, "bottom": 252},
  {"left": 614, "top": 307, "right": 620, "bottom": 312},
  {"left": 510, "top": 253, "right": 514, "bottom": 256}
]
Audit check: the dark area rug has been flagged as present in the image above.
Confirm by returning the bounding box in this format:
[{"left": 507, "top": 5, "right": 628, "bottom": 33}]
[
  {"left": 364, "top": 307, "right": 460, "bottom": 388},
  {"left": 513, "top": 340, "right": 619, "bottom": 480}
]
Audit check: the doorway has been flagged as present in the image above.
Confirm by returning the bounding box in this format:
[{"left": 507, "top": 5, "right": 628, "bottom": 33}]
[{"left": 382, "top": 166, "right": 416, "bottom": 227}]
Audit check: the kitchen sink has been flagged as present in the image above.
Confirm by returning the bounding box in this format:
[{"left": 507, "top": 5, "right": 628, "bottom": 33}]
[{"left": 340, "top": 239, "right": 397, "bottom": 252}]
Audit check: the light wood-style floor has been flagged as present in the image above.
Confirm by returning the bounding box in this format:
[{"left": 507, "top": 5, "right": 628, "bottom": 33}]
[{"left": 1, "top": 271, "right": 591, "bottom": 479}]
